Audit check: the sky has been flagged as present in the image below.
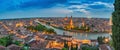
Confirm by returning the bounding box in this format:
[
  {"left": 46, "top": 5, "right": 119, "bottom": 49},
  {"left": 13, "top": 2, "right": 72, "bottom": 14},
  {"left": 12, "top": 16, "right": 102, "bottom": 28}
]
[{"left": 0, "top": 0, "right": 114, "bottom": 19}]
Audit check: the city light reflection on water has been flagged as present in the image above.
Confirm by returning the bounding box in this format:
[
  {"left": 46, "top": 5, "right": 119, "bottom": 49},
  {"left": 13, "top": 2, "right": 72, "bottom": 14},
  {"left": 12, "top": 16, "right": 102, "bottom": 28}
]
[{"left": 37, "top": 20, "right": 110, "bottom": 40}]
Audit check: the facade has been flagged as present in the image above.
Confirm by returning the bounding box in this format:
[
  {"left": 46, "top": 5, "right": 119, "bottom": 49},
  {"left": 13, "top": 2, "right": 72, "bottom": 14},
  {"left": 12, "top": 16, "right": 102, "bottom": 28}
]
[{"left": 66, "top": 16, "right": 74, "bottom": 30}]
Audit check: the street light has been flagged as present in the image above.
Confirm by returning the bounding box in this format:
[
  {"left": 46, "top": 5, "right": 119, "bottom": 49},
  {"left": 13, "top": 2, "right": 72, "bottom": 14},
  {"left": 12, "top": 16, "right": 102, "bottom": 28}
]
[{"left": 104, "top": 38, "right": 109, "bottom": 43}]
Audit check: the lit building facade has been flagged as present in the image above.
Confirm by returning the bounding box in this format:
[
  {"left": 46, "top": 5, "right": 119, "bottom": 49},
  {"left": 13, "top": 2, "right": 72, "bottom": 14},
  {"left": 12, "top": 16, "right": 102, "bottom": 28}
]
[{"left": 66, "top": 16, "right": 74, "bottom": 30}]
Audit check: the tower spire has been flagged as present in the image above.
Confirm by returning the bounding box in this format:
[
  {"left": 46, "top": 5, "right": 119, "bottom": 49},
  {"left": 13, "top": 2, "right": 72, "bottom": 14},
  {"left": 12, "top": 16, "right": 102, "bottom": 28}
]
[{"left": 69, "top": 15, "right": 74, "bottom": 29}]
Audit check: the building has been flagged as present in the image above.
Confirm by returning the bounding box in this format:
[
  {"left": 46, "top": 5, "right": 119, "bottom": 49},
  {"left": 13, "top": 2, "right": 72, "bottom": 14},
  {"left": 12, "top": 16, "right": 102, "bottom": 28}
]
[
  {"left": 64, "top": 16, "right": 68, "bottom": 21},
  {"left": 7, "top": 44, "right": 21, "bottom": 50},
  {"left": 66, "top": 16, "right": 74, "bottom": 30},
  {"left": 81, "top": 19, "right": 86, "bottom": 27},
  {"left": 0, "top": 46, "right": 6, "bottom": 50}
]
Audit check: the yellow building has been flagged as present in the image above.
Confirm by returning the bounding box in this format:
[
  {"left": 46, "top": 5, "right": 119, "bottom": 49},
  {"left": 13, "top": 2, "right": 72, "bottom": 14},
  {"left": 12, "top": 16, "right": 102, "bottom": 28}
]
[
  {"left": 16, "top": 22, "right": 24, "bottom": 27},
  {"left": 66, "top": 16, "right": 74, "bottom": 30},
  {"left": 82, "top": 39, "right": 91, "bottom": 44}
]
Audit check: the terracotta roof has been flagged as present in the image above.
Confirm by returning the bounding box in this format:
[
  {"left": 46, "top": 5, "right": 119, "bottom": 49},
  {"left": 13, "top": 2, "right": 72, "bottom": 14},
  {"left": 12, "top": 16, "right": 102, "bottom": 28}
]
[
  {"left": 0, "top": 46, "right": 6, "bottom": 50},
  {"left": 99, "top": 44, "right": 111, "bottom": 50},
  {"left": 7, "top": 44, "right": 21, "bottom": 50}
]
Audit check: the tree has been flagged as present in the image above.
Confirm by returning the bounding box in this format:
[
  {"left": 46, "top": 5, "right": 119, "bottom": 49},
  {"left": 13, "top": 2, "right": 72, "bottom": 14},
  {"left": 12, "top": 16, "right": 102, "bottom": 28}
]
[
  {"left": 81, "top": 45, "right": 99, "bottom": 50},
  {"left": 97, "top": 36, "right": 105, "bottom": 45},
  {"left": 21, "top": 43, "right": 30, "bottom": 50},
  {"left": 62, "top": 48, "right": 67, "bottom": 50},
  {"left": 64, "top": 41, "right": 68, "bottom": 48},
  {"left": 13, "top": 41, "right": 23, "bottom": 46},
  {"left": 62, "top": 41, "right": 69, "bottom": 50},
  {"left": 81, "top": 46, "right": 91, "bottom": 50},
  {"left": 112, "top": 0, "right": 120, "bottom": 50},
  {"left": 45, "top": 28, "right": 56, "bottom": 34},
  {"left": 34, "top": 24, "right": 47, "bottom": 31},
  {"left": 26, "top": 23, "right": 56, "bottom": 34},
  {"left": 0, "top": 35, "right": 13, "bottom": 47}
]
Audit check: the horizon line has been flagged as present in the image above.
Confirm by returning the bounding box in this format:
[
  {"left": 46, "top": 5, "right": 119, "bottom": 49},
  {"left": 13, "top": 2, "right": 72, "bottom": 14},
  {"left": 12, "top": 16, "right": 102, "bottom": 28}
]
[{"left": 0, "top": 16, "right": 110, "bottom": 20}]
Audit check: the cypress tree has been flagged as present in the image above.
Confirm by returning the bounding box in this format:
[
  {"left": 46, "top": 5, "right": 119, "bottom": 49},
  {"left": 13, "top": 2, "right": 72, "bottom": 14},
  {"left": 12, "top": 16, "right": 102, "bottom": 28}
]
[{"left": 112, "top": 0, "right": 120, "bottom": 50}]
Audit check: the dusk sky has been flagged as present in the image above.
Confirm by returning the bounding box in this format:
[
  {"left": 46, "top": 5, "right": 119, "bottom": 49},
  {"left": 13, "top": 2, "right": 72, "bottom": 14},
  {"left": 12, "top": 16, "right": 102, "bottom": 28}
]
[{"left": 0, "top": 0, "right": 114, "bottom": 19}]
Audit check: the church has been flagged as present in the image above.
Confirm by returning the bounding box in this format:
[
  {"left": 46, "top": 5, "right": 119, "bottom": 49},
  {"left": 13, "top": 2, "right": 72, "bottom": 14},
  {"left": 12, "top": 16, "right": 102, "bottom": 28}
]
[{"left": 65, "top": 16, "right": 74, "bottom": 30}]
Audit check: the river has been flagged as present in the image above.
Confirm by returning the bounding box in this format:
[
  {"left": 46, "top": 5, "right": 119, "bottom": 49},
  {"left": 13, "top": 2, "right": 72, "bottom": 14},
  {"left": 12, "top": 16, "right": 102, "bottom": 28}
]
[{"left": 35, "top": 20, "right": 111, "bottom": 40}]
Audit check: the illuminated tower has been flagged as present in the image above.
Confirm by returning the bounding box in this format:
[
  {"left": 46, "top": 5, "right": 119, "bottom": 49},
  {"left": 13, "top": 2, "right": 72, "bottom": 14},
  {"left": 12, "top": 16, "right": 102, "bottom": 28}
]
[
  {"left": 69, "top": 16, "right": 74, "bottom": 29},
  {"left": 81, "top": 19, "right": 85, "bottom": 27}
]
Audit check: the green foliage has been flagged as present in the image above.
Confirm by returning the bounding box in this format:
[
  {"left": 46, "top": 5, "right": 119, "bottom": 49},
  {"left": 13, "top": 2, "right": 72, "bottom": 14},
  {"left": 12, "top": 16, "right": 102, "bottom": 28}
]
[
  {"left": 21, "top": 43, "right": 30, "bottom": 50},
  {"left": 62, "top": 41, "right": 69, "bottom": 50},
  {"left": 81, "top": 45, "right": 99, "bottom": 50},
  {"left": 0, "top": 35, "right": 24, "bottom": 47},
  {"left": 45, "top": 28, "right": 56, "bottom": 34},
  {"left": 26, "top": 24, "right": 47, "bottom": 31},
  {"left": 12, "top": 41, "right": 23, "bottom": 46},
  {"left": 112, "top": 0, "right": 120, "bottom": 50},
  {"left": 62, "top": 48, "right": 67, "bottom": 50},
  {"left": 97, "top": 36, "right": 105, "bottom": 45},
  {"left": 82, "top": 46, "right": 91, "bottom": 50},
  {"left": 34, "top": 24, "right": 47, "bottom": 31},
  {"left": 70, "top": 44, "right": 78, "bottom": 50},
  {"left": 64, "top": 41, "right": 68, "bottom": 48},
  {"left": 26, "top": 23, "right": 56, "bottom": 34},
  {"left": 0, "top": 35, "right": 13, "bottom": 47},
  {"left": 109, "top": 40, "right": 113, "bottom": 47}
]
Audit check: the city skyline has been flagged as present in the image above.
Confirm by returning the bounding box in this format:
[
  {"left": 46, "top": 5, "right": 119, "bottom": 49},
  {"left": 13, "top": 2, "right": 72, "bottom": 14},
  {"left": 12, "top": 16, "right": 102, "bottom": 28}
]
[{"left": 0, "top": 0, "right": 114, "bottom": 19}]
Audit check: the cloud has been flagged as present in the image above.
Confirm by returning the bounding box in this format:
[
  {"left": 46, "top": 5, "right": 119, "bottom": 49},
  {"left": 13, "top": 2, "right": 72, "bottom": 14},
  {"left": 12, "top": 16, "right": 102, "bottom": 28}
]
[
  {"left": 68, "top": 5, "right": 90, "bottom": 14},
  {"left": 0, "top": 7, "right": 73, "bottom": 19},
  {"left": 67, "top": 1, "right": 114, "bottom": 18},
  {"left": 19, "top": 0, "right": 67, "bottom": 9},
  {"left": 0, "top": 0, "right": 68, "bottom": 12},
  {"left": 68, "top": 5, "right": 90, "bottom": 18},
  {"left": 68, "top": 1, "right": 113, "bottom": 9},
  {"left": 92, "top": 2, "right": 114, "bottom": 8},
  {"left": 0, "top": 0, "right": 114, "bottom": 18},
  {"left": 73, "top": 9, "right": 90, "bottom": 15},
  {"left": 68, "top": 5, "right": 87, "bottom": 9}
]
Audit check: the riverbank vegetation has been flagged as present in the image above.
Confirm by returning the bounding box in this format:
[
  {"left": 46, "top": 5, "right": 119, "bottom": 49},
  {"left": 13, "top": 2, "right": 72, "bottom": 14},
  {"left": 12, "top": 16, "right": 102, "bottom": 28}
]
[{"left": 25, "top": 23, "right": 56, "bottom": 34}]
